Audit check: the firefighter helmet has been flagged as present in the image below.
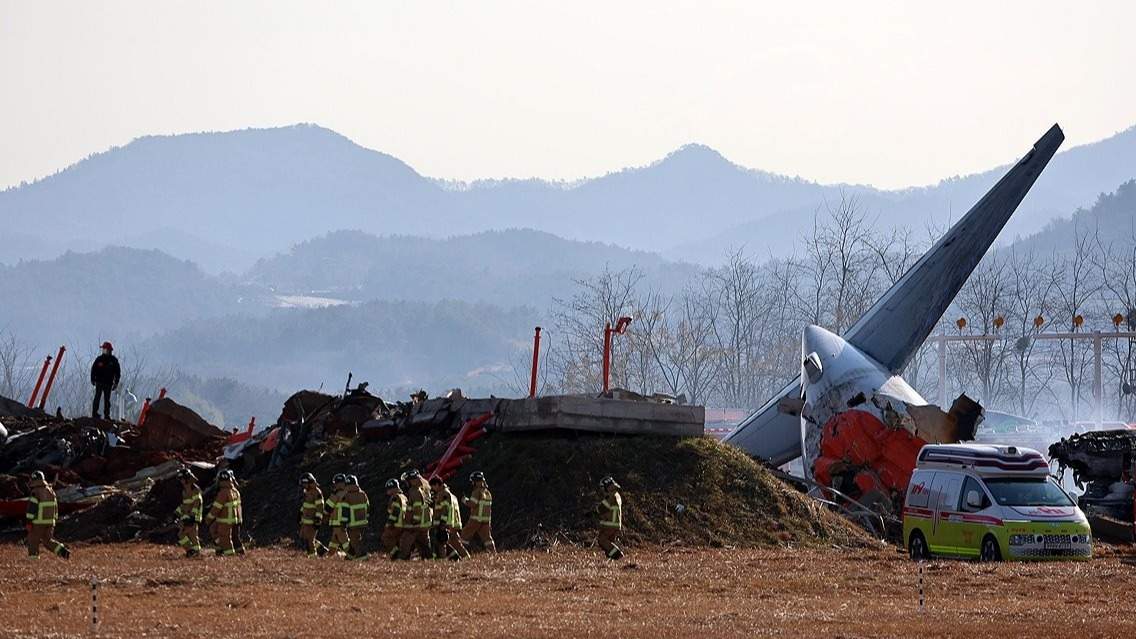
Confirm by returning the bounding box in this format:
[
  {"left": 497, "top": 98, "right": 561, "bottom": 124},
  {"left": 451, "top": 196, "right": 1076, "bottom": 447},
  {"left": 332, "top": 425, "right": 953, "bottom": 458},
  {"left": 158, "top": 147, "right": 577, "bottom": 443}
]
[
  {"left": 332, "top": 473, "right": 347, "bottom": 484},
  {"left": 29, "top": 470, "right": 46, "bottom": 483},
  {"left": 600, "top": 476, "right": 620, "bottom": 489},
  {"left": 177, "top": 468, "right": 195, "bottom": 481},
  {"left": 469, "top": 471, "right": 486, "bottom": 483},
  {"left": 385, "top": 478, "right": 400, "bottom": 490},
  {"left": 346, "top": 475, "right": 359, "bottom": 486}
]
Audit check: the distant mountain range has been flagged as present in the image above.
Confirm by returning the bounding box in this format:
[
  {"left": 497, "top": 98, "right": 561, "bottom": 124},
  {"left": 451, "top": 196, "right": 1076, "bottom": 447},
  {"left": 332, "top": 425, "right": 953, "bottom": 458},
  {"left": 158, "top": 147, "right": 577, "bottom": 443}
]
[{"left": 3, "top": 123, "right": 1134, "bottom": 272}]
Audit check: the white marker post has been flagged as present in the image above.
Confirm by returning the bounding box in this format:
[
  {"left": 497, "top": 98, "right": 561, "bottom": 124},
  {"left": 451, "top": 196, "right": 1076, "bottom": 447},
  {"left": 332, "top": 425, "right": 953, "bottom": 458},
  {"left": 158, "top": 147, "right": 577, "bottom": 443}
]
[
  {"left": 90, "top": 576, "right": 99, "bottom": 633},
  {"left": 918, "top": 562, "right": 924, "bottom": 612}
]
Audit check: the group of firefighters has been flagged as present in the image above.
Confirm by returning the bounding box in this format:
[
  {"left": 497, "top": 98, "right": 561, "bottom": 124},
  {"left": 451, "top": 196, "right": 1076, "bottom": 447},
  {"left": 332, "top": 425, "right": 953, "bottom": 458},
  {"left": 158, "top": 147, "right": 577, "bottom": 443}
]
[
  {"left": 162, "top": 467, "right": 626, "bottom": 561},
  {"left": 24, "top": 465, "right": 624, "bottom": 561}
]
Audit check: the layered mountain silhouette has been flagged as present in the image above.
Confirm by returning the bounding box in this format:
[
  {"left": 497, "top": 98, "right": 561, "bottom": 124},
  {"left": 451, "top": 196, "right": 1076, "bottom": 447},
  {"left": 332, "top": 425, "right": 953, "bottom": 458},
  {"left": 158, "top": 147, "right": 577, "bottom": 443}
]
[{"left": 4, "top": 123, "right": 1135, "bottom": 272}]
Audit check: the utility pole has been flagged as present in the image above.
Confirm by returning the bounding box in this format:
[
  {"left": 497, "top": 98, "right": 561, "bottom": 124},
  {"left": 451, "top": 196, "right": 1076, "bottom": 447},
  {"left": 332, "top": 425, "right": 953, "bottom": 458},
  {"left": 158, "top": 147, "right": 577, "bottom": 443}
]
[{"left": 1093, "top": 331, "right": 1103, "bottom": 428}]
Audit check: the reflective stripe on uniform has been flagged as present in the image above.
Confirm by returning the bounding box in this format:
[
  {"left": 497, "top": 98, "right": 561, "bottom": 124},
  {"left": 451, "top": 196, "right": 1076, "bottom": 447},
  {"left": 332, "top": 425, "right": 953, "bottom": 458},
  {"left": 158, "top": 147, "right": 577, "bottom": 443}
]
[
  {"left": 435, "top": 494, "right": 462, "bottom": 528},
  {"left": 348, "top": 502, "right": 369, "bottom": 527},
  {"left": 180, "top": 493, "right": 203, "bottom": 520},
  {"left": 213, "top": 500, "right": 239, "bottom": 524},
  {"left": 471, "top": 497, "right": 492, "bottom": 523},
  {"left": 389, "top": 497, "right": 406, "bottom": 527},
  {"left": 600, "top": 495, "right": 622, "bottom": 528},
  {"left": 32, "top": 499, "right": 57, "bottom": 525}
]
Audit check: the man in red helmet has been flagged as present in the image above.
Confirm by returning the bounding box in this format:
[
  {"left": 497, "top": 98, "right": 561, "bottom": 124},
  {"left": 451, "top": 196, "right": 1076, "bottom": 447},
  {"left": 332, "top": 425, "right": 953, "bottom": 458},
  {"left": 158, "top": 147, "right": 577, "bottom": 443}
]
[{"left": 90, "top": 341, "right": 121, "bottom": 420}]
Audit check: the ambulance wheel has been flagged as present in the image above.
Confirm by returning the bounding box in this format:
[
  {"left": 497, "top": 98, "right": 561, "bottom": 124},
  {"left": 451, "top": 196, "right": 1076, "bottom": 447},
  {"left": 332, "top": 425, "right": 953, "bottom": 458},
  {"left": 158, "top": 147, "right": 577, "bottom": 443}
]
[
  {"left": 908, "top": 531, "right": 929, "bottom": 561},
  {"left": 979, "top": 535, "right": 1002, "bottom": 562}
]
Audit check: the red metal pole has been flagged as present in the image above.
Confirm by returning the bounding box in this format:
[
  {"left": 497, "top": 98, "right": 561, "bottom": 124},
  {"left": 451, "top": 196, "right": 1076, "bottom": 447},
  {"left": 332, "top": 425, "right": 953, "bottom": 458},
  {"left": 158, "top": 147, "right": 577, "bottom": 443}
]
[
  {"left": 38, "top": 346, "right": 66, "bottom": 411},
  {"left": 27, "top": 355, "right": 52, "bottom": 408},
  {"left": 602, "top": 322, "right": 612, "bottom": 393},
  {"left": 138, "top": 388, "right": 165, "bottom": 426},
  {"left": 529, "top": 326, "right": 542, "bottom": 398},
  {"left": 137, "top": 398, "right": 152, "bottom": 426}
]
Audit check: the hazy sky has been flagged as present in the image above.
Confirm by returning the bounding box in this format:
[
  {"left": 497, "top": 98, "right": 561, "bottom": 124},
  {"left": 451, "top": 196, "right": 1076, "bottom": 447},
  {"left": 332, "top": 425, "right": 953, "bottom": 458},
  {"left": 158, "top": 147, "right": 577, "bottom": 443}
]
[{"left": 2, "top": 1, "right": 1134, "bottom": 190}]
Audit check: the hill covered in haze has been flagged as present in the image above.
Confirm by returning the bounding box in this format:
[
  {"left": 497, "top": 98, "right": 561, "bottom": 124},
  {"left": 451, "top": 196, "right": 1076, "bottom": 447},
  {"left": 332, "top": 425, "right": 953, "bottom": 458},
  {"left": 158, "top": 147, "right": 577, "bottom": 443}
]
[
  {"left": 4, "top": 123, "right": 1135, "bottom": 271},
  {"left": 0, "top": 247, "right": 264, "bottom": 348},
  {"left": 247, "top": 228, "right": 699, "bottom": 307}
]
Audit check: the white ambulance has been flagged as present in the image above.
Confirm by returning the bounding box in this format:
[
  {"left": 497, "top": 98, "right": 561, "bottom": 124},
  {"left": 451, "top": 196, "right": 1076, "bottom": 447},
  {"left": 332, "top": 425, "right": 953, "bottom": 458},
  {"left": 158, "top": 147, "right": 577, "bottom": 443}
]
[{"left": 903, "top": 443, "right": 1092, "bottom": 561}]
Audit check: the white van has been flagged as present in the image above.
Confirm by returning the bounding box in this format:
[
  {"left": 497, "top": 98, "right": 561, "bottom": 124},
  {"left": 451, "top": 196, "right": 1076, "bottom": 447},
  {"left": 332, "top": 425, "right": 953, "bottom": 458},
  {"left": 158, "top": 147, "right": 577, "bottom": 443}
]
[{"left": 903, "top": 443, "right": 1092, "bottom": 561}]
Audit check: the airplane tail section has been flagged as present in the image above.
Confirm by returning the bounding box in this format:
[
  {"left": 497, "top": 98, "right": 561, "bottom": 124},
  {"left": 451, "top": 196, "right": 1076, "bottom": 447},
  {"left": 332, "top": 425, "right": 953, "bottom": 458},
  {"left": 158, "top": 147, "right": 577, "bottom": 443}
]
[
  {"left": 845, "top": 124, "right": 1064, "bottom": 372},
  {"left": 723, "top": 125, "right": 1064, "bottom": 465}
]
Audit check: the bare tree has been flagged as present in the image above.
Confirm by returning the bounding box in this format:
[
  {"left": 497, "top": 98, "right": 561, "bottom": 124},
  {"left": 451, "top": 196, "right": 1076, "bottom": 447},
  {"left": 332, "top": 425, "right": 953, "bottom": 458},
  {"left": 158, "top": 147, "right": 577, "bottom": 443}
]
[
  {"left": 955, "top": 255, "right": 1013, "bottom": 406},
  {"left": 1052, "top": 228, "right": 1104, "bottom": 421},
  {"left": 1093, "top": 231, "right": 1136, "bottom": 421},
  {"left": 0, "top": 329, "right": 37, "bottom": 401},
  {"left": 547, "top": 266, "right": 643, "bottom": 394},
  {"left": 1005, "top": 248, "right": 1059, "bottom": 417}
]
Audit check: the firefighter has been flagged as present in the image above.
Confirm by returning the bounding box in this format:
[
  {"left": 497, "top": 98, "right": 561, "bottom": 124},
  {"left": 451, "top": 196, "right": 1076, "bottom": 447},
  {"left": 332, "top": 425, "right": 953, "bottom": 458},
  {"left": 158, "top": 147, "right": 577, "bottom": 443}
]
[
  {"left": 597, "top": 476, "right": 625, "bottom": 560},
  {"left": 402, "top": 468, "right": 432, "bottom": 501},
  {"left": 461, "top": 471, "right": 496, "bottom": 553},
  {"left": 204, "top": 470, "right": 240, "bottom": 556},
  {"left": 175, "top": 468, "right": 203, "bottom": 558},
  {"left": 381, "top": 478, "right": 407, "bottom": 559},
  {"left": 90, "top": 341, "right": 121, "bottom": 420},
  {"left": 398, "top": 470, "right": 434, "bottom": 560},
  {"left": 25, "top": 471, "right": 70, "bottom": 559},
  {"left": 231, "top": 473, "right": 246, "bottom": 555},
  {"left": 430, "top": 476, "right": 469, "bottom": 560},
  {"left": 324, "top": 473, "right": 349, "bottom": 557},
  {"left": 298, "top": 473, "right": 327, "bottom": 557},
  {"left": 343, "top": 475, "right": 369, "bottom": 559}
]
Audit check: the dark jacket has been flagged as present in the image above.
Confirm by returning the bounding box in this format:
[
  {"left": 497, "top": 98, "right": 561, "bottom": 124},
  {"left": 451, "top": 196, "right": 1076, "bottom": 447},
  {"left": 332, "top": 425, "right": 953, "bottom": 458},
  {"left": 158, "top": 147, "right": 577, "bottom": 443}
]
[{"left": 90, "top": 353, "right": 121, "bottom": 388}]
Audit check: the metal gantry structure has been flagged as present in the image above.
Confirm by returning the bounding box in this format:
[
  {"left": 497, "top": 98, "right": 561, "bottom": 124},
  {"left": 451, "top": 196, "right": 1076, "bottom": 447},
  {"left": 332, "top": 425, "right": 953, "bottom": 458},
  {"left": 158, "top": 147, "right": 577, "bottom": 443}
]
[{"left": 929, "top": 314, "right": 1136, "bottom": 426}]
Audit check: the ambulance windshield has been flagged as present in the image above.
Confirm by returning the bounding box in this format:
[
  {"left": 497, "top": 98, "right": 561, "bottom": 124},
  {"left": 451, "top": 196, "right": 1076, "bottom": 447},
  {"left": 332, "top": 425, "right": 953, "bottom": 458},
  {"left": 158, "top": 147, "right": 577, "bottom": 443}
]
[{"left": 984, "top": 477, "right": 1073, "bottom": 507}]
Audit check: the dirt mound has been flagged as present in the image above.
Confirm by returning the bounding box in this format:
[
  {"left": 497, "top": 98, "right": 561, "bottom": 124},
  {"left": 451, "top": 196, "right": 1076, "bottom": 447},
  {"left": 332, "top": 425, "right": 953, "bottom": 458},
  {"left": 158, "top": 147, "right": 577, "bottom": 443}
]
[
  {"left": 137, "top": 398, "right": 226, "bottom": 451},
  {"left": 0, "top": 394, "right": 41, "bottom": 420},
  {"left": 240, "top": 432, "right": 873, "bottom": 550}
]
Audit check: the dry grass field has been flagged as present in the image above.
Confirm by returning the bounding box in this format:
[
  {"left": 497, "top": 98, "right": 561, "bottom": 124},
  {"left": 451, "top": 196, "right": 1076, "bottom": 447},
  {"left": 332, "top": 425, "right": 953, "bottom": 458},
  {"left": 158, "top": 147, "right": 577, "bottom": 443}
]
[{"left": 1, "top": 543, "right": 1134, "bottom": 638}]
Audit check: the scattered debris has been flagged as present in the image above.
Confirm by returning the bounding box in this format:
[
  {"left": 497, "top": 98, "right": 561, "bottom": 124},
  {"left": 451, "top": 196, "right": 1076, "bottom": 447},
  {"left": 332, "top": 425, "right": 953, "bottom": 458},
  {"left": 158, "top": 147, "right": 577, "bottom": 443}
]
[{"left": 1050, "top": 429, "right": 1136, "bottom": 542}]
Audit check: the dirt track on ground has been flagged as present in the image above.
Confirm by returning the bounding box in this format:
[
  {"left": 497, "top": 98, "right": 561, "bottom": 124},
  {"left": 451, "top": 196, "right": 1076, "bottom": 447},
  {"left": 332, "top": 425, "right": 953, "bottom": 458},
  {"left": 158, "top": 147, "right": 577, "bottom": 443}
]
[{"left": 1, "top": 543, "right": 1134, "bottom": 638}]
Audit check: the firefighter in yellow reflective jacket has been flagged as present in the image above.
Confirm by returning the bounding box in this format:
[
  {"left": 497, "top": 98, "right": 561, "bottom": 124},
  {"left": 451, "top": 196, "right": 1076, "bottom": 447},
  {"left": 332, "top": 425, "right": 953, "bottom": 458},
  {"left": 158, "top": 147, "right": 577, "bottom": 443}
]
[
  {"left": 323, "top": 473, "right": 349, "bottom": 557},
  {"left": 231, "top": 479, "right": 246, "bottom": 555},
  {"left": 204, "top": 470, "right": 241, "bottom": 556},
  {"left": 381, "top": 479, "right": 407, "bottom": 559},
  {"left": 429, "top": 476, "right": 470, "bottom": 560},
  {"left": 298, "top": 473, "right": 327, "bottom": 557},
  {"left": 175, "top": 468, "right": 203, "bottom": 558},
  {"left": 343, "top": 475, "right": 369, "bottom": 559},
  {"left": 461, "top": 471, "right": 496, "bottom": 552},
  {"left": 25, "top": 471, "right": 70, "bottom": 559},
  {"left": 397, "top": 469, "right": 434, "bottom": 560},
  {"left": 597, "top": 476, "right": 625, "bottom": 560}
]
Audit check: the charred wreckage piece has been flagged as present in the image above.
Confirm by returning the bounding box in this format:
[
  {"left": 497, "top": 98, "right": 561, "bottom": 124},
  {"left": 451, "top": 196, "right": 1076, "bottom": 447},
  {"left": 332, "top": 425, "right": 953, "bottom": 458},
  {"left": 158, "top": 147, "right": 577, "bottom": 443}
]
[{"left": 1049, "top": 429, "right": 1136, "bottom": 542}]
